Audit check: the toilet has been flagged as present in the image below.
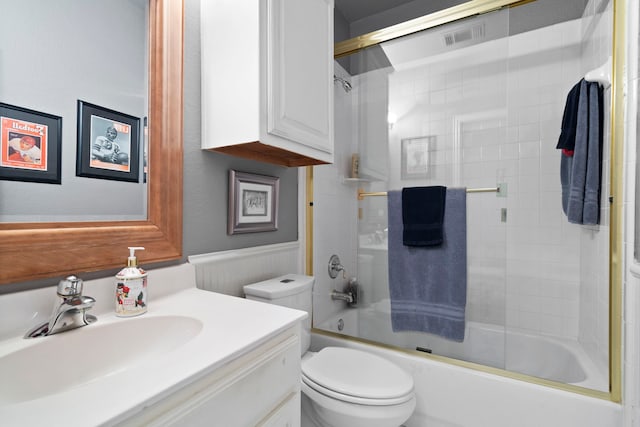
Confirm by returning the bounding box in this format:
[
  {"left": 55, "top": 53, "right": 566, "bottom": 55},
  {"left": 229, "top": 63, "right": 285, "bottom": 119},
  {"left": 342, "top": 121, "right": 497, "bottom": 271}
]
[{"left": 243, "top": 274, "right": 416, "bottom": 427}]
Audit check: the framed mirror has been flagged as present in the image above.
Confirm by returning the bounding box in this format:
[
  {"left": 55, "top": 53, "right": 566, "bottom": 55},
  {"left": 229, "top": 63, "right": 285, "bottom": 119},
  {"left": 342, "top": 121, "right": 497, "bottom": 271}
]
[{"left": 0, "top": 0, "right": 183, "bottom": 285}]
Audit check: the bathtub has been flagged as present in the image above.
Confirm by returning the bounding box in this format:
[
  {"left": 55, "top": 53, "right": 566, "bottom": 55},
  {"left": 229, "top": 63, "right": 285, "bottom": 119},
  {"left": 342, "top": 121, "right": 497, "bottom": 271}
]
[
  {"left": 317, "top": 303, "right": 607, "bottom": 391},
  {"left": 314, "top": 309, "right": 620, "bottom": 427}
]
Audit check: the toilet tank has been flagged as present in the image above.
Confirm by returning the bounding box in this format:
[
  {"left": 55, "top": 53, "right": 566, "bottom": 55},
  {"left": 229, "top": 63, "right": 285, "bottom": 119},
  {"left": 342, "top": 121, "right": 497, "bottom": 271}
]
[{"left": 243, "top": 274, "right": 314, "bottom": 354}]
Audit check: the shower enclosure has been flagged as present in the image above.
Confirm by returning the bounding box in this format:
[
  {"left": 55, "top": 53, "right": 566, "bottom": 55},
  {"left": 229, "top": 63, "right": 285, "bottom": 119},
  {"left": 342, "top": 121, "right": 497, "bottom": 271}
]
[{"left": 312, "top": 0, "right": 613, "bottom": 395}]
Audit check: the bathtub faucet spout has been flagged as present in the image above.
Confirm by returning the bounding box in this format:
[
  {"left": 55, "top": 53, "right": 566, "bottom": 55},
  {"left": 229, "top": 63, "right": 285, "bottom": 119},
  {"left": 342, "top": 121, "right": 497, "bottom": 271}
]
[
  {"left": 331, "top": 290, "right": 354, "bottom": 304},
  {"left": 331, "top": 277, "right": 359, "bottom": 307}
]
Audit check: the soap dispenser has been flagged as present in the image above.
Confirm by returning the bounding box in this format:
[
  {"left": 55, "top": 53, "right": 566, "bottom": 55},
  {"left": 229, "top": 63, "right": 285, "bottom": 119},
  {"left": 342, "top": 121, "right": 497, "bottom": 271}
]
[{"left": 115, "top": 246, "right": 148, "bottom": 317}]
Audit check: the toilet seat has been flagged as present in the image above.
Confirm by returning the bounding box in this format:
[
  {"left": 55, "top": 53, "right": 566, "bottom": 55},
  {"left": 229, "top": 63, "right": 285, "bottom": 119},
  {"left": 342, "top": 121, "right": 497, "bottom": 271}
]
[
  {"left": 302, "top": 374, "right": 414, "bottom": 405},
  {"left": 301, "top": 347, "right": 414, "bottom": 406}
]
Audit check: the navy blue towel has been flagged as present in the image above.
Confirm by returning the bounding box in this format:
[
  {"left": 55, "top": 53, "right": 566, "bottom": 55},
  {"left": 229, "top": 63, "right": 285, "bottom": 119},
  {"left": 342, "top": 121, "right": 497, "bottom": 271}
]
[
  {"left": 402, "top": 186, "right": 447, "bottom": 246},
  {"left": 556, "top": 80, "right": 582, "bottom": 151}
]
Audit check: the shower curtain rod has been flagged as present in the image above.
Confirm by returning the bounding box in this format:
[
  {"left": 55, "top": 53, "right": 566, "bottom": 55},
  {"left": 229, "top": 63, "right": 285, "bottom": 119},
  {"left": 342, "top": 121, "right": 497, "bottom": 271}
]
[{"left": 357, "top": 185, "right": 503, "bottom": 200}]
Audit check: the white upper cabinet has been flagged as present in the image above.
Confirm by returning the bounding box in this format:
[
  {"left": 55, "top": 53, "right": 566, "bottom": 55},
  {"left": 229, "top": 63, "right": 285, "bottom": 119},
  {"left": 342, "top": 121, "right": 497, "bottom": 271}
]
[{"left": 201, "top": 0, "right": 334, "bottom": 167}]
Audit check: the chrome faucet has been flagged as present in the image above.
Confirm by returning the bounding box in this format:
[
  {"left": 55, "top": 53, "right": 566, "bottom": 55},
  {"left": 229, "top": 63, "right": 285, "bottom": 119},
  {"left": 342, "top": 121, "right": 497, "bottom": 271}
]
[
  {"left": 25, "top": 275, "right": 97, "bottom": 338},
  {"left": 331, "top": 289, "right": 354, "bottom": 303},
  {"left": 330, "top": 277, "right": 359, "bottom": 307}
]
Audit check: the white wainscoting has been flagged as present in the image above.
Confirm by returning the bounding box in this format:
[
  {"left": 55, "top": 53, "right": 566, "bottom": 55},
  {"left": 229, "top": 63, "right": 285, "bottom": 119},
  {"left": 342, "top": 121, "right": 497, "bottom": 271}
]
[{"left": 188, "top": 242, "right": 302, "bottom": 297}]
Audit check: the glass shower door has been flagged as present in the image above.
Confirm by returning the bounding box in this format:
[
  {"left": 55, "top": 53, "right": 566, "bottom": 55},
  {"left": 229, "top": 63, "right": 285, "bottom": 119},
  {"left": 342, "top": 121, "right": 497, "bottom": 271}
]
[
  {"left": 317, "top": 0, "right": 611, "bottom": 393},
  {"left": 352, "top": 9, "right": 511, "bottom": 370}
]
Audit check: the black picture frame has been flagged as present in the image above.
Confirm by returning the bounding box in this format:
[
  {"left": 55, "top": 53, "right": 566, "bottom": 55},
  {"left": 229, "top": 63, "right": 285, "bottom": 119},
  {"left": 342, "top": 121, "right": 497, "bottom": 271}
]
[
  {"left": 401, "top": 136, "right": 434, "bottom": 180},
  {"left": 0, "top": 103, "right": 62, "bottom": 184},
  {"left": 228, "top": 170, "right": 279, "bottom": 234},
  {"left": 76, "top": 100, "right": 140, "bottom": 182}
]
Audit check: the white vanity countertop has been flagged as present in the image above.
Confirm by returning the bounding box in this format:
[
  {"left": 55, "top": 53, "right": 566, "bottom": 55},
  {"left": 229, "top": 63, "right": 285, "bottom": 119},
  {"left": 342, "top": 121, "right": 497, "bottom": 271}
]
[{"left": 0, "top": 265, "right": 306, "bottom": 426}]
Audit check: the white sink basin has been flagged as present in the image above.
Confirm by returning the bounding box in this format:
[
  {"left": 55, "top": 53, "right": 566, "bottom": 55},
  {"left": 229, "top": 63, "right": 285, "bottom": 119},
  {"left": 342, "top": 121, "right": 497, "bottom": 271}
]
[{"left": 0, "top": 315, "right": 202, "bottom": 405}]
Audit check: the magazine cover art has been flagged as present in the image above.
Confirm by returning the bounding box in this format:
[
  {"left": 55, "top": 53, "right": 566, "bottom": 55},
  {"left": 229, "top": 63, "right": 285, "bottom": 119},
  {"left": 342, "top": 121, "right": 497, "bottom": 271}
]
[
  {"left": 89, "top": 115, "right": 131, "bottom": 172},
  {"left": 1, "top": 116, "right": 48, "bottom": 171}
]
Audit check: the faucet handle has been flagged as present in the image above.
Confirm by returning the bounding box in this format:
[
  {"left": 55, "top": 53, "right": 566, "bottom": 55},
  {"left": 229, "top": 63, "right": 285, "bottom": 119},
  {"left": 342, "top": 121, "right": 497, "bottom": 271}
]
[
  {"left": 57, "top": 275, "right": 84, "bottom": 297},
  {"left": 328, "top": 254, "right": 346, "bottom": 279}
]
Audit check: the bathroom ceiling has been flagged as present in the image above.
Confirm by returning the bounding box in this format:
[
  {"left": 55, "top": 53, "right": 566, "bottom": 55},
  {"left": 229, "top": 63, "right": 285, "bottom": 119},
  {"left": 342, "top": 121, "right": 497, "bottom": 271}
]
[
  {"left": 334, "top": 0, "right": 592, "bottom": 76},
  {"left": 335, "top": 0, "right": 590, "bottom": 38},
  {"left": 335, "top": 0, "right": 467, "bottom": 37}
]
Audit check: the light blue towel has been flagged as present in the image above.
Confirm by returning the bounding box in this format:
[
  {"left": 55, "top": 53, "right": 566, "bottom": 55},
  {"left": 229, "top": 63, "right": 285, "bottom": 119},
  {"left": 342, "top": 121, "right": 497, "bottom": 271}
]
[
  {"left": 387, "top": 188, "right": 467, "bottom": 342},
  {"left": 566, "top": 80, "right": 603, "bottom": 225}
]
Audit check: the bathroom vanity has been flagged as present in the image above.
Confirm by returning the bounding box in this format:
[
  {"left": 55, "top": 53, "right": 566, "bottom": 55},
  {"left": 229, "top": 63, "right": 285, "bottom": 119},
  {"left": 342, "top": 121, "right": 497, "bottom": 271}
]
[{"left": 0, "top": 264, "right": 306, "bottom": 426}]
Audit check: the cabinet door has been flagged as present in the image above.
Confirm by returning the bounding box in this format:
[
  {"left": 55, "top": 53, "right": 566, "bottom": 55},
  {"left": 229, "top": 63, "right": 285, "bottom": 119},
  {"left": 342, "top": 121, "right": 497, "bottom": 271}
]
[{"left": 266, "top": 0, "right": 333, "bottom": 155}]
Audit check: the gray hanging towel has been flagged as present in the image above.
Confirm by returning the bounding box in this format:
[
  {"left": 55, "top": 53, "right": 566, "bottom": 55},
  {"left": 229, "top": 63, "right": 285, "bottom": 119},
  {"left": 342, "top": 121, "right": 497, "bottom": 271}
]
[
  {"left": 566, "top": 80, "right": 603, "bottom": 225},
  {"left": 582, "top": 81, "right": 603, "bottom": 224},
  {"left": 387, "top": 188, "right": 467, "bottom": 342}
]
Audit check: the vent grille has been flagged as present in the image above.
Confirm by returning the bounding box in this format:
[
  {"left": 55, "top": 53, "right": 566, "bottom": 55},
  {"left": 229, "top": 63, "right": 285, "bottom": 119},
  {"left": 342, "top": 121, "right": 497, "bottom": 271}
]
[{"left": 444, "top": 23, "right": 485, "bottom": 46}]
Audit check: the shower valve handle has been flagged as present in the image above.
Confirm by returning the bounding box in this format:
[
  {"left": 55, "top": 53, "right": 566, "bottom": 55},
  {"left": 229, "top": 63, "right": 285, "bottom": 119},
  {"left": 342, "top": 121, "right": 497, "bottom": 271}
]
[{"left": 328, "top": 254, "right": 346, "bottom": 279}]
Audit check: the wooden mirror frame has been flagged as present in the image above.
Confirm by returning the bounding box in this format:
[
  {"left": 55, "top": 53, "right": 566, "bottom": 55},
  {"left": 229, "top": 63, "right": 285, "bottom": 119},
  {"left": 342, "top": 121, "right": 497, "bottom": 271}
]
[{"left": 0, "top": 0, "right": 184, "bottom": 285}]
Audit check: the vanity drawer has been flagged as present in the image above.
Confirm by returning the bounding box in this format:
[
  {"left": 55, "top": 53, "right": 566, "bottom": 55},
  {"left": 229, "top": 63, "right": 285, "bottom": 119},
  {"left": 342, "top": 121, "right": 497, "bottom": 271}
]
[{"left": 118, "top": 326, "right": 301, "bottom": 427}]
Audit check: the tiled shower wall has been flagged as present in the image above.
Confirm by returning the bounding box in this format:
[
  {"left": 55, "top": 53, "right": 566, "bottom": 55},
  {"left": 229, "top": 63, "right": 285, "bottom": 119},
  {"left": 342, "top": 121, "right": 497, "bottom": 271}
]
[{"left": 312, "top": 62, "right": 359, "bottom": 326}]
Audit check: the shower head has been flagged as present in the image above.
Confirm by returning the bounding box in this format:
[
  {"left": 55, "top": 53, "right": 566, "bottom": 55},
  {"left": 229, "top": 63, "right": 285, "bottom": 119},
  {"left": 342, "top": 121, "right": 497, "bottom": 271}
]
[{"left": 334, "top": 75, "right": 352, "bottom": 93}]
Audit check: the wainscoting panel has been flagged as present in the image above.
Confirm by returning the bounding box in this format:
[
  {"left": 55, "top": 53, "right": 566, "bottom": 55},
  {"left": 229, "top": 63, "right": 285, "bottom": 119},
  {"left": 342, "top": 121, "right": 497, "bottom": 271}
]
[{"left": 188, "top": 242, "right": 302, "bottom": 297}]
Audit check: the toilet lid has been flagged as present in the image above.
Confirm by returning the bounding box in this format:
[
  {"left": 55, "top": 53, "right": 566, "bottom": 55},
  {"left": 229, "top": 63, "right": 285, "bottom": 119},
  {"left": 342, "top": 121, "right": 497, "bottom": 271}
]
[{"left": 301, "top": 347, "right": 414, "bottom": 401}]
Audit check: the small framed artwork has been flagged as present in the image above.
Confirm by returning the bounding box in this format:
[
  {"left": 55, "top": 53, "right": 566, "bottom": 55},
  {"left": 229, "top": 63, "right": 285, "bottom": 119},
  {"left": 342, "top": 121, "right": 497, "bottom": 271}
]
[
  {"left": 76, "top": 100, "right": 140, "bottom": 182},
  {"left": 228, "top": 170, "right": 279, "bottom": 234},
  {"left": 401, "top": 136, "right": 434, "bottom": 180},
  {"left": 0, "top": 103, "right": 62, "bottom": 184}
]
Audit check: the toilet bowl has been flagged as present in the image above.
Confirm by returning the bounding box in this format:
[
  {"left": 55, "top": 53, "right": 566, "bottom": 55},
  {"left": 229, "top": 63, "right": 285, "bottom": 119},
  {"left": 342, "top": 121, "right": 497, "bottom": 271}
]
[
  {"left": 301, "top": 348, "right": 416, "bottom": 427},
  {"left": 243, "top": 274, "right": 416, "bottom": 427}
]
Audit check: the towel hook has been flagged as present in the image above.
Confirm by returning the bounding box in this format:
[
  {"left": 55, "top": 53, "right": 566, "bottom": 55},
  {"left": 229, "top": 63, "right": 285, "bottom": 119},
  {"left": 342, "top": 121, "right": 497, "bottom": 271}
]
[{"left": 585, "top": 56, "right": 611, "bottom": 88}]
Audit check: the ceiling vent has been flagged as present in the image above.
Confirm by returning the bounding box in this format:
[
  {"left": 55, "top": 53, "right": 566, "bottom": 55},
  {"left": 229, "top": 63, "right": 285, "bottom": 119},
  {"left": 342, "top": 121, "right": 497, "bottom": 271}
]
[{"left": 443, "top": 23, "right": 485, "bottom": 46}]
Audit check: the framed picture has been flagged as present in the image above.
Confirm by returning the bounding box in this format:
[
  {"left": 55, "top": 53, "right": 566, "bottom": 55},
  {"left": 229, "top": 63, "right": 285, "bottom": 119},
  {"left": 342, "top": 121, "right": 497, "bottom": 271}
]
[
  {"left": 76, "top": 100, "right": 140, "bottom": 182},
  {"left": 401, "top": 136, "right": 434, "bottom": 180},
  {"left": 0, "top": 103, "right": 62, "bottom": 184},
  {"left": 228, "top": 170, "right": 279, "bottom": 234}
]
